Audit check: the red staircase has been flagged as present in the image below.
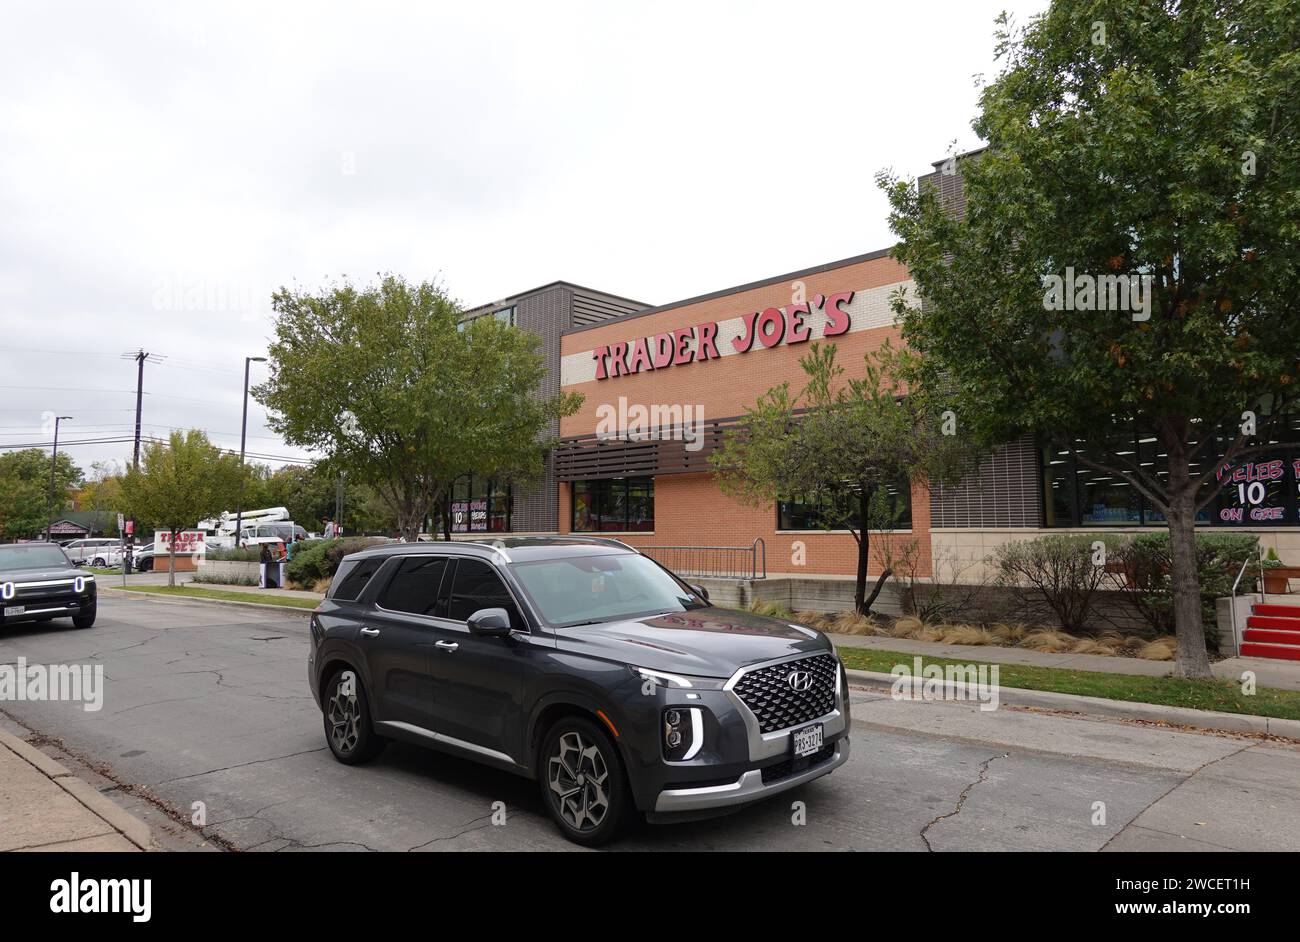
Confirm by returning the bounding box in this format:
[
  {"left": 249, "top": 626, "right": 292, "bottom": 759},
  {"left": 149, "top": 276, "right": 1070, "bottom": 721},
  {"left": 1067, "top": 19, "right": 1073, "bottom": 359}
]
[{"left": 1242, "top": 602, "right": 1300, "bottom": 660}]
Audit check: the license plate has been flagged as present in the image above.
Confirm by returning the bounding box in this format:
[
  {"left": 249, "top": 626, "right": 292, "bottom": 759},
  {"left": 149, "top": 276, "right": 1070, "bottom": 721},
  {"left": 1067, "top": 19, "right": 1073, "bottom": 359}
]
[
  {"left": 792, "top": 723, "right": 823, "bottom": 758},
  {"left": 4, "top": 606, "right": 24, "bottom": 616}
]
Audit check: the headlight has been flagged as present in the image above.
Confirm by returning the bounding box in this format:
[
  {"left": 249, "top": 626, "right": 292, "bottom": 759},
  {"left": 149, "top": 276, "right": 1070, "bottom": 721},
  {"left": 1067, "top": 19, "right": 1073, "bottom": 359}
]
[
  {"left": 663, "top": 707, "right": 704, "bottom": 761},
  {"left": 1, "top": 582, "right": 13, "bottom": 601},
  {"left": 629, "top": 666, "right": 726, "bottom": 691}
]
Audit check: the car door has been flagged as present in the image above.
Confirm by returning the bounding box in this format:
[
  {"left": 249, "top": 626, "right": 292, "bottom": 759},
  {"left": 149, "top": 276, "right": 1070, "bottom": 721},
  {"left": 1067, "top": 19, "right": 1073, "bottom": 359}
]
[
  {"left": 359, "top": 555, "right": 451, "bottom": 732},
  {"left": 425, "top": 556, "right": 532, "bottom": 762}
]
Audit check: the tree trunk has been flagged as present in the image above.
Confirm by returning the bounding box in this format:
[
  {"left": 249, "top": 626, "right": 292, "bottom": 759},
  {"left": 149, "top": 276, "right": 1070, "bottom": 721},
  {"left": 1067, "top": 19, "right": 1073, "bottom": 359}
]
[
  {"left": 167, "top": 529, "right": 178, "bottom": 588},
  {"left": 1166, "top": 447, "right": 1212, "bottom": 679},
  {"left": 442, "top": 494, "right": 452, "bottom": 542}
]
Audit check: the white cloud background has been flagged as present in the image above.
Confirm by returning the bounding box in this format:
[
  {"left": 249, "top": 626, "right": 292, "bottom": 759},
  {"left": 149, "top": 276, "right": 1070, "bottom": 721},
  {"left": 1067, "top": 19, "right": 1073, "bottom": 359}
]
[{"left": 0, "top": 0, "right": 1048, "bottom": 470}]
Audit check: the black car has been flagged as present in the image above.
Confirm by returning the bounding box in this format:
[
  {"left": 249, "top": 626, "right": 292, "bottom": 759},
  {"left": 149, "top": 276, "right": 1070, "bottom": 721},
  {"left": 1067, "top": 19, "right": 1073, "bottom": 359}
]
[
  {"left": 0, "top": 542, "right": 98, "bottom": 629},
  {"left": 308, "top": 536, "right": 849, "bottom": 845}
]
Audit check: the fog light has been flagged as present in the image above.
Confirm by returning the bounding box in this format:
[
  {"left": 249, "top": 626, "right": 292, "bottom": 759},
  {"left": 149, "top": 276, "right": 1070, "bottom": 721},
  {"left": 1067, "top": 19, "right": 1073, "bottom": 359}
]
[{"left": 663, "top": 707, "right": 704, "bottom": 762}]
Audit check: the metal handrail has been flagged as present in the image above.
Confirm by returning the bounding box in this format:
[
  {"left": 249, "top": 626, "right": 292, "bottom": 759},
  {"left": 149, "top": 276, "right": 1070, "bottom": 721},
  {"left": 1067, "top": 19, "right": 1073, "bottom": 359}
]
[
  {"left": 637, "top": 537, "right": 767, "bottom": 580},
  {"left": 1229, "top": 552, "right": 1254, "bottom": 654}
]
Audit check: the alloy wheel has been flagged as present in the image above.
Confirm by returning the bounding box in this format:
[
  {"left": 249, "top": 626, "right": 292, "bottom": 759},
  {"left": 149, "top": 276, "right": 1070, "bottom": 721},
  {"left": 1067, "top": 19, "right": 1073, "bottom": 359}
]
[
  {"left": 326, "top": 684, "right": 361, "bottom": 754},
  {"left": 547, "top": 730, "right": 610, "bottom": 831}
]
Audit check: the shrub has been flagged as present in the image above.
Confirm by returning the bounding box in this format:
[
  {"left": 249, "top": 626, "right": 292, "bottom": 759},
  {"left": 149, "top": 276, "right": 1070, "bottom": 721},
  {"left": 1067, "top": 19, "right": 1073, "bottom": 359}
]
[
  {"left": 992, "top": 534, "right": 1126, "bottom": 632},
  {"left": 286, "top": 537, "right": 386, "bottom": 589},
  {"left": 205, "top": 546, "right": 262, "bottom": 562},
  {"left": 191, "top": 572, "right": 258, "bottom": 587},
  {"left": 1108, "top": 531, "right": 1259, "bottom": 649}
]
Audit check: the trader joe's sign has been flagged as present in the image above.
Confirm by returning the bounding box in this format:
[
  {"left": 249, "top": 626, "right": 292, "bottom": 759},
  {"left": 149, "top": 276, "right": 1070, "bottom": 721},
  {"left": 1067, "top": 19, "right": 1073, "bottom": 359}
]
[{"left": 589, "top": 291, "right": 855, "bottom": 380}]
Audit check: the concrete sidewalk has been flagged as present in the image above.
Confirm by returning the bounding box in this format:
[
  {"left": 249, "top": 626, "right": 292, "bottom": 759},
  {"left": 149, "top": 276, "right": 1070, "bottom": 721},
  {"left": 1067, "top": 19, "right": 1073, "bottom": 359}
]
[
  {"left": 0, "top": 727, "right": 153, "bottom": 851},
  {"left": 828, "top": 632, "right": 1300, "bottom": 691}
]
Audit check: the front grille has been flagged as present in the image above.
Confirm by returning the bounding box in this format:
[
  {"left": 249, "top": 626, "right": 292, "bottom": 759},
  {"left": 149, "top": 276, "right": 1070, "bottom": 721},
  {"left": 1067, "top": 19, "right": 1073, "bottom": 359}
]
[
  {"left": 760, "top": 742, "right": 836, "bottom": 784},
  {"left": 732, "top": 653, "right": 838, "bottom": 733}
]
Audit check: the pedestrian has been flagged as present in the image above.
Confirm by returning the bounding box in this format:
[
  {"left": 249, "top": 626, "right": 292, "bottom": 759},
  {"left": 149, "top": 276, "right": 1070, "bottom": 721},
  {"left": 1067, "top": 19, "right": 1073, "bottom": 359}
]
[
  {"left": 323, "top": 518, "right": 336, "bottom": 539},
  {"left": 259, "top": 542, "right": 274, "bottom": 588}
]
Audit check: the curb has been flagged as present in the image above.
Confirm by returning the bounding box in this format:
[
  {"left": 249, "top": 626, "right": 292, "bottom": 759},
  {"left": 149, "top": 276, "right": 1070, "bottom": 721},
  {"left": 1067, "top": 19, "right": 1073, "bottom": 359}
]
[
  {"left": 845, "top": 668, "right": 1300, "bottom": 741},
  {"left": 100, "top": 586, "right": 316, "bottom": 616},
  {"left": 0, "top": 726, "right": 154, "bottom": 850}
]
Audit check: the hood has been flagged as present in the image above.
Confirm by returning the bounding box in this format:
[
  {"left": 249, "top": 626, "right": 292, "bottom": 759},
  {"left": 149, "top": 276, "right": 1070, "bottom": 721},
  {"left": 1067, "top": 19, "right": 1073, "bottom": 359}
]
[
  {"left": 555, "top": 606, "right": 830, "bottom": 678},
  {"left": 1, "top": 565, "right": 88, "bottom": 583}
]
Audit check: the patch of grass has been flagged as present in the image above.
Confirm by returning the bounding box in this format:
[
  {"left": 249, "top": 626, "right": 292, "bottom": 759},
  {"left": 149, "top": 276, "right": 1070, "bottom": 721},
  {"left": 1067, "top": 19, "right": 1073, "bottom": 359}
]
[
  {"left": 118, "top": 584, "right": 318, "bottom": 610},
  {"left": 836, "top": 647, "right": 1300, "bottom": 722},
  {"left": 86, "top": 567, "right": 121, "bottom": 575}
]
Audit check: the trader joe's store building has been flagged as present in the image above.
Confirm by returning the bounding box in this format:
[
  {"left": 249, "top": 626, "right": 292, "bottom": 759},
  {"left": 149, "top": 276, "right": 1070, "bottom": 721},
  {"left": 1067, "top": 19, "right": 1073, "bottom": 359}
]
[{"left": 460, "top": 174, "right": 1300, "bottom": 589}]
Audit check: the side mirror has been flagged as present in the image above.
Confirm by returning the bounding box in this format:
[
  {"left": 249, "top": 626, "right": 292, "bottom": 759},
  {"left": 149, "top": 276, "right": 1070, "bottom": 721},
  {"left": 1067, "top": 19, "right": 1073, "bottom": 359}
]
[
  {"left": 690, "top": 584, "right": 711, "bottom": 603},
  {"left": 466, "top": 607, "right": 513, "bottom": 637}
]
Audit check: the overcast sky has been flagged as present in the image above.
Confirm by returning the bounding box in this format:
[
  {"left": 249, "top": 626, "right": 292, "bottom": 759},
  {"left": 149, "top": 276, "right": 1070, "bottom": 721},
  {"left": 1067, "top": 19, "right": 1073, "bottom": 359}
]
[{"left": 0, "top": 0, "right": 1049, "bottom": 473}]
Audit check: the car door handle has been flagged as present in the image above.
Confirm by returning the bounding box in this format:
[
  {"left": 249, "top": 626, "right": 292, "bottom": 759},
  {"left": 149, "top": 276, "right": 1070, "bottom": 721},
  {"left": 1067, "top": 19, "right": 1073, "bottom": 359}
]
[
  {"left": 435, "top": 640, "right": 459, "bottom": 652},
  {"left": 359, "top": 627, "right": 380, "bottom": 638}
]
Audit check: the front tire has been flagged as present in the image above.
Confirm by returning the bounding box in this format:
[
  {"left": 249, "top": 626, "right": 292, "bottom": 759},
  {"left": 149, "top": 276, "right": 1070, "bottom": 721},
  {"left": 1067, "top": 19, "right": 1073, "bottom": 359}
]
[
  {"left": 322, "top": 668, "right": 385, "bottom": 765},
  {"left": 539, "top": 716, "right": 632, "bottom": 846},
  {"left": 73, "top": 602, "right": 96, "bottom": 629}
]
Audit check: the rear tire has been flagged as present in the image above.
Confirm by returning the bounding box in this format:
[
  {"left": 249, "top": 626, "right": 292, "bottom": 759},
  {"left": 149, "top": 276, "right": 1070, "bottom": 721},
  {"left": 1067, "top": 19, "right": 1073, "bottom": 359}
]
[
  {"left": 92, "top": 557, "right": 106, "bottom": 568},
  {"left": 538, "top": 716, "right": 633, "bottom": 846},
  {"left": 322, "top": 668, "right": 385, "bottom": 765}
]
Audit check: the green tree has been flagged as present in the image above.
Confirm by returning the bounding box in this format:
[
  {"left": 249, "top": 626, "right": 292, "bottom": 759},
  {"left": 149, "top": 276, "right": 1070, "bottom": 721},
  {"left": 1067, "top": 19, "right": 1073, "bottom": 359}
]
[
  {"left": 0, "top": 448, "right": 82, "bottom": 540},
  {"left": 255, "top": 275, "right": 581, "bottom": 541},
  {"left": 121, "top": 431, "right": 243, "bottom": 585},
  {"left": 79, "top": 460, "right": 124, "bottom": 537},
  {"left": 878, "top": 0, "right": 1300, "bottom": 677},
  {"left": 711, "top": 343, "right": 967, "bottom": 614}
]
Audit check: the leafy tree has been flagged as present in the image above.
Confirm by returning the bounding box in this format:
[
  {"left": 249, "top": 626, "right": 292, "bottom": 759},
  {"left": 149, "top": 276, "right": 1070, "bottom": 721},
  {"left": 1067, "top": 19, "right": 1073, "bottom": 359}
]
[
  {"left": 711, "top": 343, "right": 967, "bottom": 614},
  {"left": 78, "top": 460, "right": 124, "bottom": 536},
  {"left": 0, "top": 448, "right": 82, "bottom": 540},
  {"left": 878, "top": 0, "right": 1300, "bottom": 677},
  {"left": 255, "top": 275, "right": 581, "bottom": 541},
  {"left": 121, "top": 431, "right": 243, "bottom": 585}
]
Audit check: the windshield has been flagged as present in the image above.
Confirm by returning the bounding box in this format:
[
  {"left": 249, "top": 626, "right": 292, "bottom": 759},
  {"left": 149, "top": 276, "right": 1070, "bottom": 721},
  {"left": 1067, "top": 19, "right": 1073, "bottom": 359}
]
[
  {"left": 0, "top": 544, "right": 72, "bottom": 570},
  {"left": 510, "top": 553, "right": 706, "bottom": 627}
]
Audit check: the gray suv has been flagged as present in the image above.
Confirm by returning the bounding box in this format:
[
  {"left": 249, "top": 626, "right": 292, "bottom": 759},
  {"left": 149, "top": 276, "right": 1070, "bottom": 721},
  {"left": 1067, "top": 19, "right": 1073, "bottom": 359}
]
[{"left": 307, "top": 537, "right": 850, "bottom": 845}]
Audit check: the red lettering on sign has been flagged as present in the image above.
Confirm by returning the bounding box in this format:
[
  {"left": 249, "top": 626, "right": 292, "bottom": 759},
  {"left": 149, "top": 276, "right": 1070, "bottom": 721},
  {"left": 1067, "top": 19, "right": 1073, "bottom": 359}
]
[
  {"left": 757, "top": 307, "right": 785, "bottom": 348},
  {"left": 592, "top": 345, "right": 609, "bottom": 380},
  {"left": 672, "top": 327, "right": 695, "bottom": 365},
  {"left": 652, "top": 333, "right": 674, "bottom": 369},
  {"left": 787, "top": 303, "right": 811, "bottom": 344},
  {"left": 824, "top": 291, "right": 853, "bottom": 336},
  {"left": 732, "top": 312, "right": 759, "bottom": 353},
  {"left": 609, "top": 341, "right": 629, "bottom": 377},
  {"left": 697, "top": 322, "right": 720, "bottom": 360},
  {"left": 627, "top": 337, "right": 652, "bottom": 374}
]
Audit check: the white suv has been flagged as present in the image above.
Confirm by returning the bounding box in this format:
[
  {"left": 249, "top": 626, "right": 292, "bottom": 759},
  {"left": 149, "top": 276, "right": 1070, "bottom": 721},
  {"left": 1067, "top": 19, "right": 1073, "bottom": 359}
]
[{"left": 62, "top": 538, "right": 123, "bottom": 567}]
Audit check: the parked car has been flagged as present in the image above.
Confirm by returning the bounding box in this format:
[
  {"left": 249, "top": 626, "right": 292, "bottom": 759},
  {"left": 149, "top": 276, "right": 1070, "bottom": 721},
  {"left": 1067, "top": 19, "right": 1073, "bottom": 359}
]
[
  {"left": 308, "top": 536, "right": 849, "bottom": 845},
  {"left": 62, "top": 538, "right": 123, "bottom": 568},
  {"left": 0, "top": 542, "right": 97, "bottom": 629},
  {"left": 132, "top": 542, "right": 157, "bottom": 572}
]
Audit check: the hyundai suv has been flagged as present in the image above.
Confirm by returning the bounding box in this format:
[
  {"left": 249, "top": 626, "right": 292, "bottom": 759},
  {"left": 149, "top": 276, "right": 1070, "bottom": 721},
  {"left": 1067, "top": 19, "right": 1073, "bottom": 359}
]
[{"left": 308, "top": 537, "right": 849, "bottom": 845}]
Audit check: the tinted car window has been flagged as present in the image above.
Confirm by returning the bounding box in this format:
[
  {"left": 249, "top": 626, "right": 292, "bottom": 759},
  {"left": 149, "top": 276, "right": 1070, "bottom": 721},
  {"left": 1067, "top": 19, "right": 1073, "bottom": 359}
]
[
  {"left": 331, "top": 556, "right": 388, "bottom": 602},
  {"left": 377, "top": 556, "right": 450, "bottom": 616},
  {"left": 447, "top": 558, "right": 521, "bottom": 627}
]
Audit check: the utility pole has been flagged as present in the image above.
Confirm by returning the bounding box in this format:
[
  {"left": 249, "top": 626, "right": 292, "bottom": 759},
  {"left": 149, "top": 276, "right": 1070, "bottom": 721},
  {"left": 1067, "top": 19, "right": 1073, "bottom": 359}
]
[
  {"left": 233, "top": 356, "right": 267, "bottom": 546},
  {"left": 46, "top": 415, "right": 72, "bottom": 540},
  {"left": 120, "top": 349, "right": 162, "bottom": 572}
]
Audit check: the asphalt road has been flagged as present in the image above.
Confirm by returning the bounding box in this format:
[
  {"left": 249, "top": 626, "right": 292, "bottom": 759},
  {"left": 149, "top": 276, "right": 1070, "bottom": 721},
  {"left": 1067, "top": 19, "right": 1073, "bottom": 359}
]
[{"left": 2, "top": 593, "right": 1299, "bottom": 852}]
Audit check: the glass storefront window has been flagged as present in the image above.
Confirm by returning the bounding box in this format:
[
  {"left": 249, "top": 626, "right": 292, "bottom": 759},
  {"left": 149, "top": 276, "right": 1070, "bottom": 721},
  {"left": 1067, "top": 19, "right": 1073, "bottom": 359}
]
[
  {"left": 450, "top": 475, "right": 511, "bottom": 533},
  {"left": 777, "top": 481, "right": 912, "bottom": 531},
  {"left": 571, "top": 477, "right": 654, "bottom": 532}
]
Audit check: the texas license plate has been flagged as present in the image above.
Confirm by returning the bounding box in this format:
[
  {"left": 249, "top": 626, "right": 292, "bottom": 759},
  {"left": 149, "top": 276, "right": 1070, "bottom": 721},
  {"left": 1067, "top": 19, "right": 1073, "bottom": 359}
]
[
  {"left": 792, "top": 723, "right": 823, "bottom": 758},
  {"left": 4, "top": 606, "right": 24, "bottom": 617}
]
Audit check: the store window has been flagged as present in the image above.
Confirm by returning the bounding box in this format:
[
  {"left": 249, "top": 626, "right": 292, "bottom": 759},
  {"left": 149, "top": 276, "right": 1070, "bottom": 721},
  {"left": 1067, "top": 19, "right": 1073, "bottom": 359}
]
[
  {"left": 493, "top": 306, "right": 516, "bottom": 327},
  {"left": 450, "top": 475, "right": 512, "bottom": 532},
  {"left": 1041, "top": 421, "right": 1300, "bottom": 527},
  {"left": 777, "top": 481, "right": 912, "bottom": 531},
  {"left": 571, "top": 477, "right": 654, "bottom": 532}
]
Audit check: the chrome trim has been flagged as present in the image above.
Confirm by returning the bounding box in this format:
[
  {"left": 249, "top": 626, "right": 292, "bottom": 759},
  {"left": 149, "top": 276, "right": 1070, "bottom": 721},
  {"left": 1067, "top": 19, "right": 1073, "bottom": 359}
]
[
  {"left": 7, "top": 605, "right": 76, "bottom": 615},
  {"left": 375, "top": 720, "right": 523, "bottom": 768},
  {"left": 682, "top": 707, "right": 704, "bottom": 761},
  {"left": 654, "top": 738, "right": 849, "bottom": 813},
  {"left": 723, "top": 650, "right": 846, "bottom": 761}
]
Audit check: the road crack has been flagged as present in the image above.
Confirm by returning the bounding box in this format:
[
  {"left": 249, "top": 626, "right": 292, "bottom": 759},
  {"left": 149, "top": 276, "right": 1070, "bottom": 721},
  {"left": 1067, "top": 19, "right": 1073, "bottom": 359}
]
[{"left": 919, "top": 751, "right": 1009, "bottom": 852}]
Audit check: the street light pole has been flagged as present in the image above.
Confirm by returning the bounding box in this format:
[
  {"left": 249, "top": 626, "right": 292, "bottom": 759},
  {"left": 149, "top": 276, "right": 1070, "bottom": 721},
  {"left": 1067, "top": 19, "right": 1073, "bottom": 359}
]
[
  {"left": 47, "top": 415, "right": 72, "bottom": 540},
  {"left": 233, "top": 356, "right": 267, "bottom": 546}
]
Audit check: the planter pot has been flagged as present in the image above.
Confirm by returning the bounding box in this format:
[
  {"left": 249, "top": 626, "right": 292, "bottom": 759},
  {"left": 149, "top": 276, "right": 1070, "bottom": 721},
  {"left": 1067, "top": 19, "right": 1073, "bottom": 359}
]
[{"left": 1263, "top": 567, "right": 1300, "bottom": 594}]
